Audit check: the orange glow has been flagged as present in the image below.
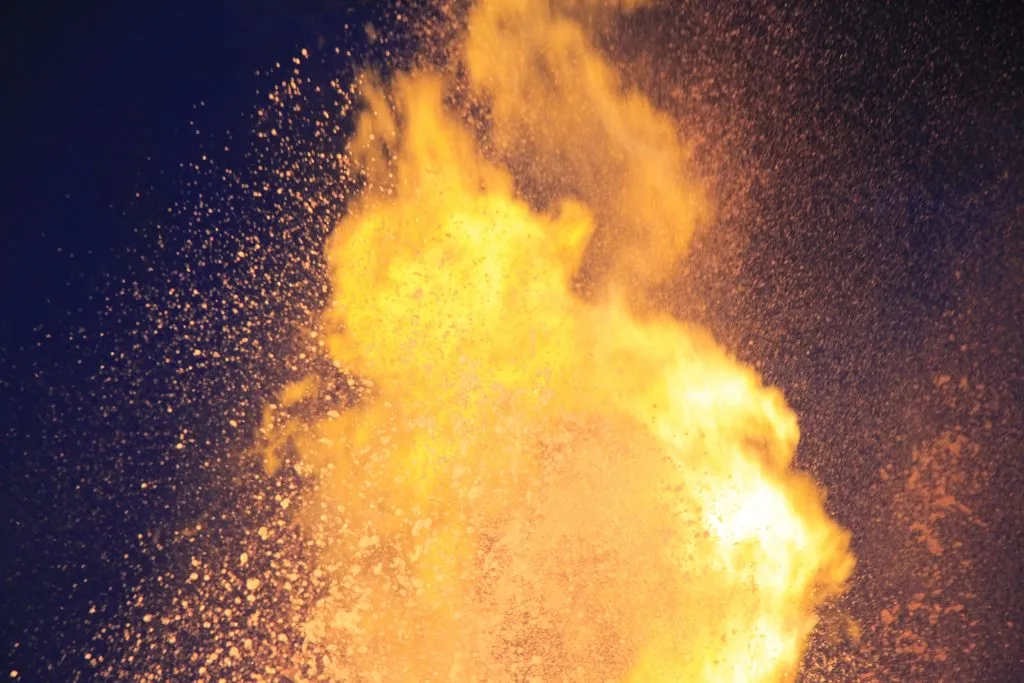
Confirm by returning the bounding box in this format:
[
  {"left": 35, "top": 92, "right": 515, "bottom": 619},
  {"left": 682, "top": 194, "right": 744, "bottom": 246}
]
[{"left": 260, "top": 0, "right": 854, "bottom": 680}]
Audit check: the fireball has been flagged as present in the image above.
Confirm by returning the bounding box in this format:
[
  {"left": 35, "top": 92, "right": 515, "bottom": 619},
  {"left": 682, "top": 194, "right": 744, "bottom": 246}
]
[{"left": 257, "top": 0, "right": 854, "bottom": 680}]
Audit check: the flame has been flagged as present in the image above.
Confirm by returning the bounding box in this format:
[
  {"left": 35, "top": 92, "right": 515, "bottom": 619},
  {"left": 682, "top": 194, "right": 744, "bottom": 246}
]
[{"left": 261, "top": 0, "right": 854, "bottom": 680}]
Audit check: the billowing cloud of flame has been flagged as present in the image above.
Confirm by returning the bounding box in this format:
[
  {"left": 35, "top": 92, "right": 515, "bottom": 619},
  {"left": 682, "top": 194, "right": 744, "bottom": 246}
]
[{"left": 261, "top": 0, "right": 854, "bottom": 680}]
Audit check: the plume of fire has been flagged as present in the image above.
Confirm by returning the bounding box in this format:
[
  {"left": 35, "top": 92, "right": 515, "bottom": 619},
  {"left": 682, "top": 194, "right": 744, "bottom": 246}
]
[{"left": 259, "top": 0, "right": 854, "bottom": 680}]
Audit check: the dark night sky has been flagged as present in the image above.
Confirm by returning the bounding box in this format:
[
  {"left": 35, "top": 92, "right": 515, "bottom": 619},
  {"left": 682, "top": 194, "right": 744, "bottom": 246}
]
[
  {"left": 1, "top": 1, "right": 1022, "bottom": 680},
  {"left": 0, "top": 1, "right": 369, "bottom": 348}
]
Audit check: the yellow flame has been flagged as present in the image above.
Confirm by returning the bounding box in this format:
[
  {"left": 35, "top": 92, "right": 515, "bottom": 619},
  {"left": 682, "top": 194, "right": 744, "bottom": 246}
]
[{"left": 262, "top": 0, "right": 854, "bottom": 680}]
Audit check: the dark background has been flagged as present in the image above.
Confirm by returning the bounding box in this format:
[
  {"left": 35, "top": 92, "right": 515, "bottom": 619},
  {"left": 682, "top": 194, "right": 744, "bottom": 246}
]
[
  {"left": 1, "top": 0, "right": 1022, "bottom": 680},
  {"left": 0, "top": 2, "right": 387, "bottom": 678}
]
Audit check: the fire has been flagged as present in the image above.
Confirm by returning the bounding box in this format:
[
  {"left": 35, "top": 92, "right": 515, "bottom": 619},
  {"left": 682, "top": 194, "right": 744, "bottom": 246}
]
[{"left": 259, "top": 0, "right": 854, "bottom": 680}]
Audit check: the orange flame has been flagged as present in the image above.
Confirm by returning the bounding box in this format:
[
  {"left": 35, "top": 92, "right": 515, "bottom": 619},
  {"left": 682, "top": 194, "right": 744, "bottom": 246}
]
[{"left": 262, "top": 1, "right": 854, "bottom": 680}]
